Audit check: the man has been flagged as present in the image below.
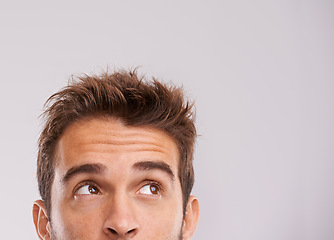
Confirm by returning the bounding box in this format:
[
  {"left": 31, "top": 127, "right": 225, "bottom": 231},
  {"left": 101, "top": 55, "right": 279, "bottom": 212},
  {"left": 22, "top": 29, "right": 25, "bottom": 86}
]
[{"left": 32, "top": 69, "right": 200, "bottom": 240}]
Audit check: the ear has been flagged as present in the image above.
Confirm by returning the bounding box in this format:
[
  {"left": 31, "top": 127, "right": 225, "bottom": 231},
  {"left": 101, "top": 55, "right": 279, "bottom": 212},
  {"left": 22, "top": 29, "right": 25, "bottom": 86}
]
[
  {"left": 33, "top": 200, "right": 51, "bottom": 240},
  {"left": 182, "top": 195, "right": 200, "bottom": 240}
]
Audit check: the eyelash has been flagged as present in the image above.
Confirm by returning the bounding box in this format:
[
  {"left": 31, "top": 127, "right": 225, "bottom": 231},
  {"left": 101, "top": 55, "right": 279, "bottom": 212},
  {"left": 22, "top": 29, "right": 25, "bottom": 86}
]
[
  {"left": 73, "top": 180, "right": 101, "bottom": 195},
  {"left": 140, "top": 180, "right": 163, "bottom": 193}
]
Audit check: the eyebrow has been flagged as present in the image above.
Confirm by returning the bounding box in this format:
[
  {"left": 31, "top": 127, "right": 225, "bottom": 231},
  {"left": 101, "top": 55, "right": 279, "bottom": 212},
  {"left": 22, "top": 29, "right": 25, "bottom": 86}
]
[
  {"left": 133, "top": 161, "right": 175, "bottom": 181},
  {"left": 60, "top": 163, "right": 106, "bottom": 185}
]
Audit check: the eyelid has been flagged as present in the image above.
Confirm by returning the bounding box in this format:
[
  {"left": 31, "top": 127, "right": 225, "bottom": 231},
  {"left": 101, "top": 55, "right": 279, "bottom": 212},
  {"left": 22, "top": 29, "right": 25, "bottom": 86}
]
[
  {"left": 137, "top": 180, "right": 163, "bottom": 195},
  {"left": 73, "top": 180, "right": 101, "bottom": 195}
]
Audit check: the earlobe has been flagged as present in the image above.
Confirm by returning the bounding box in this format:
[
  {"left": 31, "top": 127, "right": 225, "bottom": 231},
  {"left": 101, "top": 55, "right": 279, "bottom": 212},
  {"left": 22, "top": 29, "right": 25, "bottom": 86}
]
[
  {"left": 182, "top": 196, "right": 200, "bottom": 240},
  {"left": 33, "top": 200, "right": 51, "bottom": 240}
]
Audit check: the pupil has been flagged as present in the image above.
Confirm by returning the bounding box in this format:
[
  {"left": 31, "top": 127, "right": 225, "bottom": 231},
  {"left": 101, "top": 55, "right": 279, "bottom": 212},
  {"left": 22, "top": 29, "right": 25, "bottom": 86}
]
[
  {"left": 88, "top": 185, "right": 98, "bottom": 194},
  {"left": 150, "top": 185, "right": 158, "bottom": 194}
]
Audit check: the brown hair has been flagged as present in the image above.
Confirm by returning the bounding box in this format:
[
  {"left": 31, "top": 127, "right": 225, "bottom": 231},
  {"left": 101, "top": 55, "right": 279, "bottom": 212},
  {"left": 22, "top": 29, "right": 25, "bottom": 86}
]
[{"left": 37, "top": 69, "right": 196, "bottom": 216}]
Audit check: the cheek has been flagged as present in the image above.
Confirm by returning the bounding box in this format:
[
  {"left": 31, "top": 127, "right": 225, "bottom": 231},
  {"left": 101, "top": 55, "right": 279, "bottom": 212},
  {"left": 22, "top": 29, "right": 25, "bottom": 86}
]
[
  {"left": 50, "top": 196, "right": 105, "bottom": 238},
  {"left": 137, "top": 197, "right": 184, "bottom": 236},
  {"left": 52, "top": 209, "right": 104, "bottom": 239},
  {"left": 135, "top": 183, "right": 185, "bottom": 236},
  {"left": 149, "top": 211, "right": 184, "bottom": 239}
]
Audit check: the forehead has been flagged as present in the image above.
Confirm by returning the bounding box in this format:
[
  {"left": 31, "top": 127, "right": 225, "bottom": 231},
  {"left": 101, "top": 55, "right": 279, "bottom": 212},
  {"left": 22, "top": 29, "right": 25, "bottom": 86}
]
[{"left": 55, "top": 117, "right": 180, "bottom": 173}]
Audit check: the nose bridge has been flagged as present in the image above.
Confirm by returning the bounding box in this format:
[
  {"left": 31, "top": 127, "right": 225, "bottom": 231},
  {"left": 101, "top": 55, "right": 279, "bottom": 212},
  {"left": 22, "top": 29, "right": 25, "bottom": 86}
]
[{"left": 103, "top": 190, "right": 139, "bottom": 237}]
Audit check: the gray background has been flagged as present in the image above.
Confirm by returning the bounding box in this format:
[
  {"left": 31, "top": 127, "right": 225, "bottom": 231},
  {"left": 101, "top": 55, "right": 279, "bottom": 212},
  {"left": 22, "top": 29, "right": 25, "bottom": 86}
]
[{"left": 1, "top": 1, "right": 333, "bottom": 239}]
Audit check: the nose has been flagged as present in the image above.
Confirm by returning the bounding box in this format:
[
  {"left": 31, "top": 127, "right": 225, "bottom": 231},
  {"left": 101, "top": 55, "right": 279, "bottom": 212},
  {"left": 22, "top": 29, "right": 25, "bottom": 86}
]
[{"left": 103, "top": 193, "right": 139, "bottom": 238}]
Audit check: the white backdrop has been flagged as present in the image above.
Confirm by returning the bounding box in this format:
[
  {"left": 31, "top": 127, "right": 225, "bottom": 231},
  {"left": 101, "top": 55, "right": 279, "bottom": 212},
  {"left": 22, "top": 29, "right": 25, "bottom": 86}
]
[{"left": 1, "top": 1, "right": 333, "bottom": 239}]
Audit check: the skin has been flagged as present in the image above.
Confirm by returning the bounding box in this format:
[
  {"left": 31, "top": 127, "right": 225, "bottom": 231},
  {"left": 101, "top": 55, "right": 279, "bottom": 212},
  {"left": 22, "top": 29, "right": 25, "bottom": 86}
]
[{"left": 33, "top": 117, "right": 199, "bottom": 240}]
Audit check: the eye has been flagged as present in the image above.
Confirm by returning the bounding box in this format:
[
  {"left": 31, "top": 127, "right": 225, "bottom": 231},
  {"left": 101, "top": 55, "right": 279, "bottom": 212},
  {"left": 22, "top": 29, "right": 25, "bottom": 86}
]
[
  {"left": 137, "top": 183, "right": 161, "bottom": 195},
  {"left": 75, "top": 183, "right": 101, "bottom": 195}
]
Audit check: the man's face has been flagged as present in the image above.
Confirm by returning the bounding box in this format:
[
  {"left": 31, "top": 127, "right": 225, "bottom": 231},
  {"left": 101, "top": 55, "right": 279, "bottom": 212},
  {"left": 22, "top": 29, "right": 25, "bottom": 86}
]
[{"left": 33, "top": 117, "right": 198, "bottom": 240}]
